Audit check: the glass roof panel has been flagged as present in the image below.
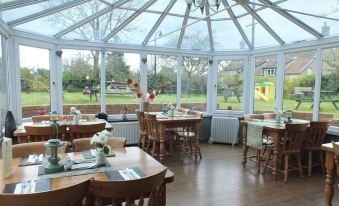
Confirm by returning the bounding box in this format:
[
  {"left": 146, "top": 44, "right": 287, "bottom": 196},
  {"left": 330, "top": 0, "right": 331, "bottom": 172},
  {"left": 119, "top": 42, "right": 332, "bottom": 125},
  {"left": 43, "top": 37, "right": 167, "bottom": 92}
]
[
  {"left": 108, "top": 12, "right": 161, "bottom": 44},
  {"left": 1, "top": 0, "right": 73, "bottom": 23},
  {"left": 120, "top": 0, "right": 150, "bottom": 9},
  {"left": 257, "top": 8, "right": 315, "bottom": 43},
  {"left": 63, "top": 8, "right": 135, "bottom": 41},
  {"left": 279, "top": 0, "right": 339, "bottom": 17},
  {"left": 229, "top": 4, "right": 248, "bottom": 17},
  {"left": 237, "top": 15, "right": 279, "bottom": 48},
  {"left": 146, "top": 0, "right": 168, "bottom": 12},
  {"left": 212, "top": 20, "right": 247, "bottom": 50},
  {"left": 169, "top": 0, "right": 188, "bottom": 15},
  {"left": 181, "top": 19, "right": 210, "bottom": 50},
  {"left": 14, "top": 1, "right": 107, "bottom": 37},
  {"left": 210, "top": 2, "right": 231, "bottom": 20},
  {"left": 146, "top": 15, "right": 182, "bottom": 48}
]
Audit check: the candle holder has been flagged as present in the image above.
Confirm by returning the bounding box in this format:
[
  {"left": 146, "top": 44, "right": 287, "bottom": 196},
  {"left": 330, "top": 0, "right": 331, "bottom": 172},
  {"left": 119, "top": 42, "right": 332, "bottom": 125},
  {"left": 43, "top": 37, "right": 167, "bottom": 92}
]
[
  {"left": 44, "top": 139, "right": 64, "bottom": 173},
  {"left": 49, "top": 111, "right": 59, "bottom": 126}
]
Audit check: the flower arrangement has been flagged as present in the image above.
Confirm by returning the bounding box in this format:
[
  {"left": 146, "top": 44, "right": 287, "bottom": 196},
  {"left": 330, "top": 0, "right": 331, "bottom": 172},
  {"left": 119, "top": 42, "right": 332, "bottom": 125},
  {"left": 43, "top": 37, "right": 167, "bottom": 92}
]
[
  {"left": 126, "top": 78, "right": 156, "bottom": 102},
  {"left": 91, "top": 130, "right": 112, "bottom": 155},
  {"left": 70, "top": 106, "right": 82, "bottom": 118}
]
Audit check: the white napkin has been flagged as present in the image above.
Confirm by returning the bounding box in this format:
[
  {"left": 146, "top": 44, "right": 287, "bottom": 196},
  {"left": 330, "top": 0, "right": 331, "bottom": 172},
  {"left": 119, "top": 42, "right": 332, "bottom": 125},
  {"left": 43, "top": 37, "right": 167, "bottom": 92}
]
[
  {"left": 14, "top": 181, "right": 36, "bottom": 194},
  {"left": 118, "top": 168, "right": 141, "bottom": 180},
  {"left": 27, "top": 155, "right": 35, "bottom": 164},
  {"left": 71, "top": 162, "right": 94, "bottom": 170}
]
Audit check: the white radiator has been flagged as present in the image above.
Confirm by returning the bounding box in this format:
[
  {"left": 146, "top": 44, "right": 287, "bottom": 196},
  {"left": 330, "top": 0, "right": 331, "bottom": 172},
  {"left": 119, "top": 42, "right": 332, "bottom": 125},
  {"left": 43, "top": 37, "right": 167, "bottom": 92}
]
[
  {"left": 210, "top": 116, "right": 239, "bottom": 145},
  {"left": 110, "top": 122, "right": 140, "bottom": 145}
]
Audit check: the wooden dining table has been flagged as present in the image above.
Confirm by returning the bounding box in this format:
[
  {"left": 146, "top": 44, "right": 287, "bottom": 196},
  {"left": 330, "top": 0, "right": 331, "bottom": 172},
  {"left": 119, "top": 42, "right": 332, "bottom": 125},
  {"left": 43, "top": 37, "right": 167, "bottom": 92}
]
[
  {"left": 156, "top": 114, "right": 202, "bottom": 161},
  {"left": 0, "top": 147, "right": 174, "bottom": 205},
  {"left": 241, "top": 119, "right": 309, "bottom": 180},
  {"left": 321, "top": 142, "right": 337, "bottom": 206},
  {"left": 13, "top": 120, "right": 113, "bottom": 143}
]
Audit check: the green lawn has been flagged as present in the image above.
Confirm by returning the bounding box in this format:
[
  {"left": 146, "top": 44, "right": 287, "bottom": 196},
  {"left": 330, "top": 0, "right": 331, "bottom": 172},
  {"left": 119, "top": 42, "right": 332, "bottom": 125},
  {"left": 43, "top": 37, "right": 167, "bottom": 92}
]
[{"left": 21, "top": 92, "right": 339, "bottom": 119}]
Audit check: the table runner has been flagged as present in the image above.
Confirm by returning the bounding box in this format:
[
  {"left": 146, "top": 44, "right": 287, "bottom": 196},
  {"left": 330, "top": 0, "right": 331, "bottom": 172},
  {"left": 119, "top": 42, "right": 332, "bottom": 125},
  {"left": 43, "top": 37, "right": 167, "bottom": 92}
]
[{"left": 246, "top": 122, "right": 264, "bottom": 149}]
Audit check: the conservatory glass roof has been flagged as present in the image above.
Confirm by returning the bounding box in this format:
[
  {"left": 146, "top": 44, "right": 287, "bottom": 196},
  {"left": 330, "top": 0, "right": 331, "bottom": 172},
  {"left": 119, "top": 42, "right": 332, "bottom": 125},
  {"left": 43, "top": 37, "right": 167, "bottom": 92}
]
[{"left": 1, "top": 0, "right": 339, "bottom": 51}]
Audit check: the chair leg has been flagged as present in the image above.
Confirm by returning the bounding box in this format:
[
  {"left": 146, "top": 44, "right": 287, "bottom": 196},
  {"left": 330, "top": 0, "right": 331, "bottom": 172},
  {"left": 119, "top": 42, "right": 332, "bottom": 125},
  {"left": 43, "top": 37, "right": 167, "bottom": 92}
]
[
  {"left": 263, "top": 150, "right": 272, "bottom": 175},
  {"left": 284, "top": 155, "right": 289, "bottom": 183},
  {"left": 308, "top": 151, "right": 312, "bottom": 177},
  {"left": 146, "top": 139, "right": 151, "bottom": 152},
  {"left": 297, "top": 154, "right": 303, "bottom": 177},
  {"left": 152, "top": 141, "right": 156, "bottom": 156},
  {"left": 138, "top": 134, "right": 142, "bottom": 148},
  {"left": 319, "top": 150, "right": 325, "bottom": 173}
]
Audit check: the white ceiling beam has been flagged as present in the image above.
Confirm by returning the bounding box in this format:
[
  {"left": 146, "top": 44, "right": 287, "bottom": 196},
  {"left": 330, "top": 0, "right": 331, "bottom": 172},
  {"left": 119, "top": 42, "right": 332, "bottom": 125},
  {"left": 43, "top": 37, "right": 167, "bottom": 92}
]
[
  {"left": 236, "top": 0, "right": 286, "bottom": 18},
  {"left": 142, "top": 0, "right": 177, "bottom": 46},
  {"left": 257, "top": 0, "right": 322, "bottom": 39},
  {"left": 103, "top": 0, "right": 157, "bottom": 42},
  {"left": 205, "top": 2, "right": 214, "bottom": 52},
  {"left": 53, "top": 0, "right": 132, "bottom": 38},
  {"left": 177, "top": 4, "right": 191, "bottom": 49},
  {"left": 0, "top": 0, "right": 48, "bottom": 12},
  {"left": 242, "top": 4, "right": 284, "bottom": 45},
  {"left": 222, "top": 0, "right": 252, "bottom": 49},
  {"left": 8, "top": 0, "right": 92, "bottom": 27}
]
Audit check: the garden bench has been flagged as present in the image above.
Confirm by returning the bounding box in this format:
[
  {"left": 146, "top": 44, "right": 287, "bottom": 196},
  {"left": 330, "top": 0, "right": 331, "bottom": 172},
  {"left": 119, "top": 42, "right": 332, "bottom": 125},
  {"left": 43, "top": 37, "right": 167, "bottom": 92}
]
[
  {"left": 294, "top": 90, "right": 338, "bottom": 110},
  {"left": 223, "top": 87, "right": 241, "bottom": 103}
]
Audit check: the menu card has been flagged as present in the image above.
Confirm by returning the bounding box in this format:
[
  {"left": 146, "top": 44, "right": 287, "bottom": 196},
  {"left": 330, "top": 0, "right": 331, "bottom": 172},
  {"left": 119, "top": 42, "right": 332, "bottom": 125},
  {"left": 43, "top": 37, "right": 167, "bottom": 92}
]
[{"left": 2, "top": 137, "right": 12, "bottom": 179}]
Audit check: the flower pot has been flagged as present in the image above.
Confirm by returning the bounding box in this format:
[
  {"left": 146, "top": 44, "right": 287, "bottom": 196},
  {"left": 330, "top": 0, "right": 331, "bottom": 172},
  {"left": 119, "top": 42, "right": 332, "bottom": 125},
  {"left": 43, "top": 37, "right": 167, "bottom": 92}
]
[{"left": 95, "top": 148, "right": 105, "bottom": 166}]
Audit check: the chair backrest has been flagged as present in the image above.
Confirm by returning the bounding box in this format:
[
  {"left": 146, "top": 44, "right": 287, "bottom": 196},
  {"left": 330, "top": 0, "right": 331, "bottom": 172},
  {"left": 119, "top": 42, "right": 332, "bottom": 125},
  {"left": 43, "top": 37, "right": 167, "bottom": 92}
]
[
  {"left": 178, "top": 108, "right": 189, "bottom": 115},
  {"left": 304, "top": 121, "right": 328, "bottom": 149},
  {"left": 89, "top": 168, "right": 167, "bottom": 206},
  {"left": 81, "top": 114, "right": 96, "bottom": 121},
  {"left": 0, "top": 179, "right": 90, "bottom": 206},
  {"left": 263, "top": 113, "right": 276, "bottom": 120},
  {"left": 12, "top": 141, "right": 67, "bottom": 158},
  {"left": 243, "top": 114, "right": 264, "bottom": 121},
  {"left": 136, "top": 110, "right": 147, "bottom": 135},
  {"left": 25, "top": 125, "right": 67, "bottom": 142},
  {"left": 68, "top": 122, "right": 106, "bottom": 140},
  {"left": 144, "top": 113, "right": 158, "bottom": 141},
  {"left": 32, "top": 115, "right": 50, "bottom": 123},
  {"left": 282, "top": 123, "right": 308, "bottom": 152},
  {"left": 73, "top": 137, "right": 126, "bottom": 152}
]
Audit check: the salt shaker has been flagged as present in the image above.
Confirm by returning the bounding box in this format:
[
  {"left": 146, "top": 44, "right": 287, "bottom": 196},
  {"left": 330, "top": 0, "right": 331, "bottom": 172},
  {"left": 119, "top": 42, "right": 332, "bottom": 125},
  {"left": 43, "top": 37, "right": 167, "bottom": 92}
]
[{"left": 65, "top": 156, "right": 72, "bottom": 170}]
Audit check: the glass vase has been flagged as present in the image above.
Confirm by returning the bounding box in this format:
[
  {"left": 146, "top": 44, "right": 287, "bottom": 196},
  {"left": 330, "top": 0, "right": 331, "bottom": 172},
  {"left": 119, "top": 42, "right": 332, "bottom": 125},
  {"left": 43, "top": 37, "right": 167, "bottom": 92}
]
[
  {"left": 73, "top": 115, "right": 79, "bottom": 125},
  {"left": 95, "top": 148, "right": 105, "bottom": 166}
]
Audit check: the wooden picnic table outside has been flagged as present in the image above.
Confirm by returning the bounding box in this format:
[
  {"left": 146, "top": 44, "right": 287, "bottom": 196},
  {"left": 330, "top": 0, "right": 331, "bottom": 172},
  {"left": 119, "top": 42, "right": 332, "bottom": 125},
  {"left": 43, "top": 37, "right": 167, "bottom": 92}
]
[{"left": 294, "top": 90, "right": 338, "bottom": 110}]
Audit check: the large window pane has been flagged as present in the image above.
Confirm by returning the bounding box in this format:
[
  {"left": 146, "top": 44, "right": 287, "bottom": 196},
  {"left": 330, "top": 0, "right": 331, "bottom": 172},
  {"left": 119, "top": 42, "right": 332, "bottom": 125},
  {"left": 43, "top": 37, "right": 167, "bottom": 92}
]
[
  {"left": 19, "top": 45, "right": 50, "bottom": 118},
  {"left": 181, "top": 57, "right": 207, "bottom": 111},
  {"left": 283, "top": 51, "right": 316, "bottom": 116},
  {"left": 0, "top": 36, "right": 7, "bottom": 136},
  {"left": 147, "top": 54, "right": 177, "bottom": 105},
  {"left": 217, "top": 60, "right": 244, "bottom": 111},
  {"left": 62, "top": 49, "right": 101, "bottom": 115},
  {"left": 106, "top": 52, "right": 140, "bottom": 113},
  {"left": 322, "top": 48, "right": 339, "bottom": 122},
  {"left": 254, "top": 56, "right": 277, "bottom": 113}
]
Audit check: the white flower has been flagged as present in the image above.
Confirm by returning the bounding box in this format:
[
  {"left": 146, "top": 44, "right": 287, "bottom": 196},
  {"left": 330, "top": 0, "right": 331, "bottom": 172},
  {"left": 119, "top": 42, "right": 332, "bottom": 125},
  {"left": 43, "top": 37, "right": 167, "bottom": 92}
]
[
  {"left": 70, "top": 107, "right": 77, "bottom": 113},
  {"left": 91, "top": 130, "right": 111, "bottom": 147}
]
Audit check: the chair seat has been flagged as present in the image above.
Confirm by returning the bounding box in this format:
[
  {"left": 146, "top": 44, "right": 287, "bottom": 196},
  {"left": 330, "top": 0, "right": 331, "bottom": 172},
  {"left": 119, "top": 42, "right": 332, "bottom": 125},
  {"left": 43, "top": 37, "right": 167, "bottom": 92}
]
[{"left": 176, "top": 131, "right": 196, "bottom": 138}]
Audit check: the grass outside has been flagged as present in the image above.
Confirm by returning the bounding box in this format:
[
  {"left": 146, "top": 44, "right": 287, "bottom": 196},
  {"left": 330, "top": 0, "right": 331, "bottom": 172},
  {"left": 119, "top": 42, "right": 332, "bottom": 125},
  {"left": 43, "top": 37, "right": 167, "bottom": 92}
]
[{"left": 21, "top": 92, "right": 339, "bottom": 119}]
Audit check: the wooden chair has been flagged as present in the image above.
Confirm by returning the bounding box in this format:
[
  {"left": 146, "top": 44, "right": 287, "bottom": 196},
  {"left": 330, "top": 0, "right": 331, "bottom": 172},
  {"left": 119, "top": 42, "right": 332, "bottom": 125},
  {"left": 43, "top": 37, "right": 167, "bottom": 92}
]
[
  {"left": 175, "top": 111, "right": 203, "bottom": 159},
  {"left": 73, "top": 137, "right": 127, "bottom": 152},
  {"left": 303, "top": 121, "right": 328, "bottom": 176},
  {"left": 332, "top": 142, "right": 339, "bottom": 178},
  {"left": 0, "top": 179, "right": 90, "bottom": 206},
  {"left": 32, "top": 115, "right": 50, "bottom": 123},
  {"left": 12, "top": 141, "right": 67, "bottom": 158},
  {"left": 263, "top": 123, "right": 308, "bottom": 183},
  {"left": 88, "top": 168, "right": 167, "bottom": 206},
  {"left": 144, "top": 113, "right": 173, "bottom": 157},
  {"left": 68, "top": 122, "right": 106, "bottom": 141},
  {"left": 81, "top": 114, "right": 96, "bottom": 121},
  {"left": 178, "top": 108, "right": 189, "bottom": 114},
  {"left": 25, "top": 125, "right": 67, "bottom": 142},
  {"left": 263, "top": 113, "right": 276, "bottom": 120},
  {"left": 136, "top": 110, "right": 148, "bottom": 151},
  {"left": 243, "top": 114, "right": 264, "bottom": 121}
]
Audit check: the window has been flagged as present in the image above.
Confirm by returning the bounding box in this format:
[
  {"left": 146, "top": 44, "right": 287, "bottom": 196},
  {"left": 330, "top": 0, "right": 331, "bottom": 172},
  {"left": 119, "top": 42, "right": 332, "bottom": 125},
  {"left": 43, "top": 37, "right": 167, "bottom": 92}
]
[
  {"left": 62, "top": 49, "right": 101, "bottom": 115},
  {"left": 19, "top": 45, "right": 50, "bottom": 118},
  {"left": 217, "top": 60, "right": 244, "bottom": 111},
  {"left": 106, "top": 52, "right": 140, "bottom": 113},
  {"left": 181, "top": 57, "right": 208, "bottom": 110},
  {"left": 0, "top": 36, "right": 7, "bottom": 136},
  {"left": 283, "top": 50, "right": 316, "bottom": 114},
  {"left": 321, "top": 48, "right": 339, "bottom": 122},
  {"left": 147, "top": 54, "right": 177, "bottom": 104},
  {"left": 254, "top": 56, "right": 277, "bottom": 113}
]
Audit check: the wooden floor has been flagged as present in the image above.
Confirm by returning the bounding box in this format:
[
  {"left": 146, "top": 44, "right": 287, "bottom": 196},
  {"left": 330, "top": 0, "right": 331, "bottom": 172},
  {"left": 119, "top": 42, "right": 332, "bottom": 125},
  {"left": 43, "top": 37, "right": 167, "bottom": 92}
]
[{"left": 163, "top": 143, "right": 339, "bottom": 206}]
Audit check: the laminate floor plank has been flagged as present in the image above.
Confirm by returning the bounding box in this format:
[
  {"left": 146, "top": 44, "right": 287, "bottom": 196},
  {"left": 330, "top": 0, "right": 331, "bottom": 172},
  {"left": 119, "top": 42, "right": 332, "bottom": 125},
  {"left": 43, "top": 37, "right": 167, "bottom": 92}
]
[{"left": 163, "top": 143, "right": 339, "bottom": 206}]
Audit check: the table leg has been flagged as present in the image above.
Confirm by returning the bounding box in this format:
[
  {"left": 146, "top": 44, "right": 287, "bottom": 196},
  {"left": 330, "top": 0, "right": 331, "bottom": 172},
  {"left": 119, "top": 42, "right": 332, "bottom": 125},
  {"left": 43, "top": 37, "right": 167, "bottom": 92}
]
[
  {"left": 273, "top": 146, "right": 279, "bottom": 180},
  {"left": 324, "top": 151, "right": 335, "bottom": 206},
  {"left": 159, "top": 123, "right": 166, "bottom": 161},
  {"left": 241, "top": 124, "right": 248, "bottom": 167},
  {"left": 194, "top": 121, "right": 201, "bottom": 160}
]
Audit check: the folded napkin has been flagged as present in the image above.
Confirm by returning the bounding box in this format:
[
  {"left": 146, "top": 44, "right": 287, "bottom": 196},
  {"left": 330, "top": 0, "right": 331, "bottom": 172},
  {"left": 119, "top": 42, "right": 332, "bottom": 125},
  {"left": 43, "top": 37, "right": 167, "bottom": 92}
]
[
  {"left": 118, "top": 168, "right": 141, "bottom": 180},
  {"left": 14, "top": 180, "right": 36, "bottom": 194}
]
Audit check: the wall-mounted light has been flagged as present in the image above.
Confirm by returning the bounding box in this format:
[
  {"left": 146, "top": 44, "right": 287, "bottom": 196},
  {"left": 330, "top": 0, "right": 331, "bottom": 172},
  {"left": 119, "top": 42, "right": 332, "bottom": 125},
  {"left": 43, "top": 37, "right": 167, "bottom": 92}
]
[
  {"left": 56, "top": 50, "right": 63, "bottom": 57},
  {"left": 209, "top": 59, "right": 213, "bottom": 65},
  {"left": 141, "top": 58, "right": 147, "bottom": 64}
]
